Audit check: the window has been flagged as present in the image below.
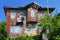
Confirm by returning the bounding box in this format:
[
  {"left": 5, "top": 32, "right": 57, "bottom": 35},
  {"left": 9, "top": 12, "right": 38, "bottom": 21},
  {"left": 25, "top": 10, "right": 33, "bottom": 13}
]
[
  {"left": 26, "top": 23, "right": 36, "bottom": 28},
  {"left": 38, "top": 26, "right": 42, "bottom": 33},
  {"left": 17, "top": 16, "right": 22, "bottom": 22},
  {"left": 19, "top": 11, "right": 24, "bottom": 16},
  {"left": 10, "top": 26, "right": 23, "bottom": 34},
  {"left": 39, "top": 11, "right": 44, "bottom": 16},
  {"left": 11, "top": 12, "right": 16, "bottom": 19},
  {"left": 31, "top": 8, "right": 35, "bottom": 17}
]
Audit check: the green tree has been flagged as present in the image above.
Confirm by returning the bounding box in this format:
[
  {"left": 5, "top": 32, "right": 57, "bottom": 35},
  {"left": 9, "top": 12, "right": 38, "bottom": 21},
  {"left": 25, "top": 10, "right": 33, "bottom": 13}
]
[
  {"left": 49, "top": 14, "right": 60, "bottom": 40},
  {"left": 38, "top": 12, "right": 52, "bottom": 33},
  {"left": 38, "top": 12, "right": 52, "bottom": 40},
  {"left": 0, "top": 22, "right": 6, "bottom": 40},
  {"left": 52, "top": 14, "right": 60, "bottom": 28}
]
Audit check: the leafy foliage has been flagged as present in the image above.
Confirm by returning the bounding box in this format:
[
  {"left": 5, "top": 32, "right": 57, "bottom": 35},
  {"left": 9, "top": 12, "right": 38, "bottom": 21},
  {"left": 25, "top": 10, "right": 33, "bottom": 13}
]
[
  {"left": 38, "top": 12, "right": 52, "bottom": 33},
  {"left": 8, "top": 35, "right": 42, "bottom": 40},
  {"left": 0, "top": 22, "right": 7, "bottom": 40},
  {"left": 48, "top": 14, "right": 60, "bottom": 40}
]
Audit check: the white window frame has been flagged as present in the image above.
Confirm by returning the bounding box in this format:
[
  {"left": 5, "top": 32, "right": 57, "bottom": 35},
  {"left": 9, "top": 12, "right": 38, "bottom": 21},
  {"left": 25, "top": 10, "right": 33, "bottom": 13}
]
[
  {"left": 31, "top": 8, "right": 35, "bottom": 17},
  {"left": 11, "top": 12, "right": 16, "bottom": 19}
]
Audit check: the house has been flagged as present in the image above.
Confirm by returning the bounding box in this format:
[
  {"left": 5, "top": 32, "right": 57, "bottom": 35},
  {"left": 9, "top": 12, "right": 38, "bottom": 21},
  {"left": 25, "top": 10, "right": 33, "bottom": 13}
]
[{"left": 4, "top": 2, "right": 55, "bottom": 37}]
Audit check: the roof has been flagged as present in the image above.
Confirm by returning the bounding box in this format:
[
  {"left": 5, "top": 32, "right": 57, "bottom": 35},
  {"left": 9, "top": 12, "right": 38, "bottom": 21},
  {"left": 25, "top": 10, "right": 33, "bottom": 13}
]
[
  {"left": 4, "top": 6, "right": 25, "bottom": 10},
  {"left": 39, "top": 7, "right": 55, "bottom": 13},
  {"left": 25, "top": 2, "right": 41, "bottom": 7},
  {"left": 4, "top": 2, "right": 55, "bottom": 13}
]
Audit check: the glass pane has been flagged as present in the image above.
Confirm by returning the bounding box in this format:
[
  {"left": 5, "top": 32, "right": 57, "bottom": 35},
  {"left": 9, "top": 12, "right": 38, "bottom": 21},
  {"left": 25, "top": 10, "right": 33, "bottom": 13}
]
[
  {"left": 26, "top": 23, "right": 36, "bottom": 28},
  {"left": 39, "top": 11, "right": 44, "bottom": 16},
  {"left": 38, "top": 26, "right": 42, "bottom": 33},
  {"left": 31, "top": 8, "right": 35, "bottom": 17},
  {"left": 10, "top": 26, "right": 23, "bottom": 34},
  {"left": 11, "top": 12, "right": 16, "bottom": 19},
  {"left": 19, "top": 11, "right": 24, "bottom": 16}
]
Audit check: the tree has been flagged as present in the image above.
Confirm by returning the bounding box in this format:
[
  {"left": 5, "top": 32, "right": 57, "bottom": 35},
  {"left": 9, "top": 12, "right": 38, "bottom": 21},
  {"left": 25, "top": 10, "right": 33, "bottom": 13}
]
[
  {"left": 52, "top": 14, "right": 60, "bottom": 28},
  {"left": 0, "top": 22, "right": 6, "bottom": 40},
  {"left": 38, "top": 12, "right": 52, "bottom": 33},
  {"left": 38, "top": 12, "right": 52, "bottom": 40},
  {"left": 48, "top": 14, "right": 60, "bottom": 40}
]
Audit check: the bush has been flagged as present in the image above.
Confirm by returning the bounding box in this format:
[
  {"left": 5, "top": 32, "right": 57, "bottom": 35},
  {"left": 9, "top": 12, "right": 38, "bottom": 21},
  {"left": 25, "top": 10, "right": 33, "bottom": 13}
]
[
  {"left": 0, "top": 22, "right": 42, "bottom": 40},
  {"left": 48, "top": 28, "right": 60, "bottom": 40},
  {"left": 6, "top": 35, "right": 42, "bottom": 40},
  {"left": 0, "top": 22, "right": 7, "bottom": 40}
]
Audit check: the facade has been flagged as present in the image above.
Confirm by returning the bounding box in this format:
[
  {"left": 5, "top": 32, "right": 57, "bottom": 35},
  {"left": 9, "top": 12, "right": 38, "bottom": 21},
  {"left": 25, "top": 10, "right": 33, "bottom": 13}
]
[{"left": 4, "top": 2, "right": 55, "bottom": 37}]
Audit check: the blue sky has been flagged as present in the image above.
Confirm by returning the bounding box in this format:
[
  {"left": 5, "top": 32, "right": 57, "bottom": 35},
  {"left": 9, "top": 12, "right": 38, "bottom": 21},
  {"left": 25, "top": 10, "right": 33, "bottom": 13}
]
[{"left": 0, "top": 0, "right": 60, "bottom": 21}]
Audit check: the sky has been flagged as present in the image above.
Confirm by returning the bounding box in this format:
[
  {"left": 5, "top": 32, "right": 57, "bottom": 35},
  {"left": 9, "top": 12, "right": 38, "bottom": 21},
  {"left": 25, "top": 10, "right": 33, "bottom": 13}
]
[{"left": 0, "top": 0, "right": 60, "bottom": 22}]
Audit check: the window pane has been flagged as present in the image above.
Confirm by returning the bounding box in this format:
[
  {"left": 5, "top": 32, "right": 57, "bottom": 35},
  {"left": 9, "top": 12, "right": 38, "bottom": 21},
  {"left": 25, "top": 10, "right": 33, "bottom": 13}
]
[
  {"left": 38, "top": 26, "right": 42, "bottom": 33},
  {"left": 19, "top": 11, "right": 24, "bottom": 16},
  {"left": 26, "top": 23, "right": 36, "bottom": 28},
  {"left": 39, "top": 11, "right": 44, "bottom": 16},
  {"left": 11, "top": 12, "right": 16, "bottom": 19},
  {"left": 31, "top": 8, "right": 35, "bottom": 17},
  {"left": 10, "top": 26, "right": 23, "bottom": 34}
]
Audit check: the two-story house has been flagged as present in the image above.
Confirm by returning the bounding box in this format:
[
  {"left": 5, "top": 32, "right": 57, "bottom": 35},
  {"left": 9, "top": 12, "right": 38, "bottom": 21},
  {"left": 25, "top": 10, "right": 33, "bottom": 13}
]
[{"left": 4, "top": 2, "right": 55, "bottom": 37}]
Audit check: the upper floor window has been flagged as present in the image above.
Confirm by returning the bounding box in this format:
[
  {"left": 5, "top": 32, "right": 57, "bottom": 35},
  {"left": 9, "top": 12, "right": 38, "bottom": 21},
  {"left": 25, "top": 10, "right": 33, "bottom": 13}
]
[
  {"left": 19, "top": 11, "right": 25, "bottom": 16},
  {"left": 11, "top": 12, "right": 16, "bottom": 20},
  {"left": 31, "top": 8, "right": 35, "bottom": 17},
  {"left": 39, "top": 11, "right": 44, "bottom": 16}
]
